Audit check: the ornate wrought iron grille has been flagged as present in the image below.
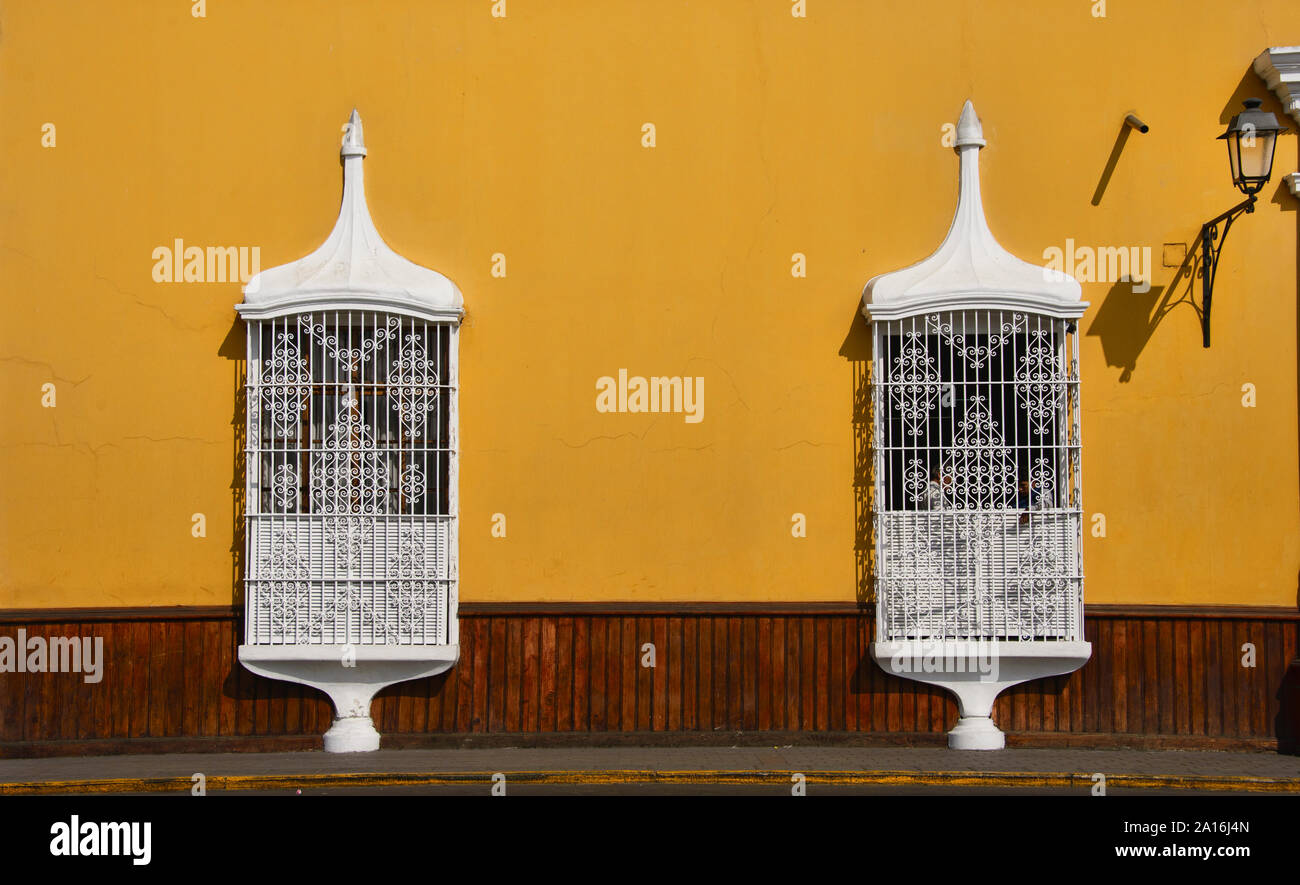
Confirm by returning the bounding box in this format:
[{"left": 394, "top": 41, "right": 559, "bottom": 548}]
[
  {"left": 872, "top": 310, "right": 1083, "bottom": 642},
  {"left": 243, "top": 312, "right": 457, "bottom": 646}
]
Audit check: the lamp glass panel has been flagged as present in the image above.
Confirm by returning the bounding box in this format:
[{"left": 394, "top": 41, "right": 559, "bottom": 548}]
[
  {"left": 1237, "top": 131, "right": 1272, "bottom": 180},
  {"left": 1226, "top": 135, "right": 1242, "bottom": 183}
]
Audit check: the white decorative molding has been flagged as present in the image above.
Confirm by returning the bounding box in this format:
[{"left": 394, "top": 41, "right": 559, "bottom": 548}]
[
  {"left": 1254, "top": 45, "right": 1300, "bottom": 125},
  {"left": 237, "top": 109, "right": 464, "bottom": 322},
  {"left": 1255, "top": 46, "right": 1300, "bottom": 197},
  {"left": 861, "top": 101, "right": 1088, "bottom": 323}
]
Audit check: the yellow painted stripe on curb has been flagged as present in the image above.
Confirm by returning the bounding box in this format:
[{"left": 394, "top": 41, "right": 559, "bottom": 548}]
[{"left": 0, "top": 769, "right": 1296, "bottom": 795}]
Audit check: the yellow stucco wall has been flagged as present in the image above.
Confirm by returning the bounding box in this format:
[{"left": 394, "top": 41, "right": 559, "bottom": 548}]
[{"left": 2, "top": 1, "right": 1298, "bottom": 608}]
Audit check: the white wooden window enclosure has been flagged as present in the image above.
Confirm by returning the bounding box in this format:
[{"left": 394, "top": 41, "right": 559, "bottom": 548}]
[
  {"left": 245, "top": 314, "right": 454, "bottom": 647},
  {"left": 236, "top": 110, "right": 463, "bottom": 752},
  {"left": 861, "top": 101, "right": 1092, "bottom": 750},
  {"left": 874, "top": 310, "right": 1083, "bottom": 643}
]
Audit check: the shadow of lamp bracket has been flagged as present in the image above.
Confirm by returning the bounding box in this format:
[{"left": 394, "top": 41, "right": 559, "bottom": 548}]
[{"left": 1198, "top": 98, "right": 1290, "bottom": 348}]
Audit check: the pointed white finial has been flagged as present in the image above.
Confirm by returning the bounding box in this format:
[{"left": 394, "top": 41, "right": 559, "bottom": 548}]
[
  {"left": 954, "top": 100, "right": 985, "bottom": 149},
  {"left": 341, "top": 108, "right": 367, "bottom": 158},
  {"left": 861, "top": 98, "right": 1085, "bottom": 321},
  {"left": 237, "top": 107, "right": 463, "bottom": 319}
]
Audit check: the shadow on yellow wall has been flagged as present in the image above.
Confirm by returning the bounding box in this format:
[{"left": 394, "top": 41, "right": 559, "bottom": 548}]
[{"left": 219, "top": 321, "right": 245, "bottom": 612}]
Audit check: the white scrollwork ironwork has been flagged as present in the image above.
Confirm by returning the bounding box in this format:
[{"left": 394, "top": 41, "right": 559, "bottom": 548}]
[
  {"left": 300, "top": 314, "right": 400, "bottom": 374},
  {"left": 311, "top": 395, "right": 387, "bottom": 572},
  {"left": 400, "top": 462, "right": 425, "bottom": 506},
  {"left": 390, "top": 332, "right": 438, "bottom": 439},
  {"left": 1015, "top": 328, "right": 1063, "bottom": 436},
  {"left": 322, "top": 516, "right": 374, "bottom": 573},
  {"left": 389, "top": 529, "right": 438, "bottom": 641},
  {"left": 926, "top": 312, "right": 1026, "bottom": 370},
  {"left": 1028, "top": 456, "right": 1056, "bottom": 508},
  {"left": 311, "top": 396, "right": 388, "bottom": 517},
  {"left": 262, "top": 331, "right": 310, "bottom": 438},
  {"left": 257, "top": 530, "right": 311, "bottom": 642},
  {"left": 882, "top": 516, "right": 947, "bottom": 639},
  {"left": 271, "top": 463, "right": 299, "bottom": 512},
  {"left": 940, "top": 396, "right": 1017, "bottom": 510},
  {"left": 903, "top": 458, "right": 929, "bottom": 505},
  {"left": 890, "top": 332, "right": 941, "bottom": 438},
  {"left": 1010, "top": 521, "right": 1071, "bottom": 639},
  {"left": 301, "top": 581, "right": 396, "bottom": 643}
]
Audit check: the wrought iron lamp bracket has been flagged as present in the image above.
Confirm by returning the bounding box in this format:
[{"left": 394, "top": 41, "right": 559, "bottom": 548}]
[{"left": 1199, "top": 193, "right": 1257, "bottom": 348}]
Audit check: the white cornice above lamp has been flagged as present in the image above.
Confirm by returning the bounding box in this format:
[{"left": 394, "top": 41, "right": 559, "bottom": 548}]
[
  {"left": 861, "top": 100, "right": 1087, "bottom": 323},
  {"left": 1254, "top": 45, "right": 1300, "bottom": 197},
  {"left": 237, "top": 109, "right": 464, "bottom": 322}
]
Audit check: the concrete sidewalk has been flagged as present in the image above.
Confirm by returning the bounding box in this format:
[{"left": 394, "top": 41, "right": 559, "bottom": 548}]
[{"left": 0, "top": 746, "right": 1296, "bottom": 794}]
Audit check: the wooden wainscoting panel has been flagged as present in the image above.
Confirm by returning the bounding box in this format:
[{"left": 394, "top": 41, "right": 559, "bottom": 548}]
[{"left": 0, "top": 604, "right": 1295, "bottom": 756}]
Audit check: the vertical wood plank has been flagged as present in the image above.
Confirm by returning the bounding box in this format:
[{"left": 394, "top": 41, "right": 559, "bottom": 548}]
[
  {"left": 814, "top": 618, "right": 830, "bottom": 731},
  {"left": 1111, "top": 619, "right": 1128, "bottom": 733},
  {"left": 454, "top": 618, "right": 475, "bottom": 732},
  {"left": 1175, "top": 619, "right": 1191, "bottom": 734},
  {"left": 181, "top": 621, "right": 202, "bottom": 738},
  {"left": 666, "top": 616, "right": 681, "bottom": 731},
  {"left": 468, "top": 618, "right": 488, "bottom": 732},
  {"left": 728, "top": 617, "right": 743, "bottom": 730},
  {"left": 1264, "top": 620, "right": 1285, "bottom": 738},
  {"left": 785, "top": 617, "right": 802, "bottom": 732},
  {"left": 554, "top": 616, "right": 571, "bottom": 732},
  {"left": 681, "top": 616, "right": 697, "bottom": 731},
  {"left": 200, "top": 619, "right": 220, "bottom": 737},
  {"left": 488, "top": 617, "right": 507, "bottom": 732},
  {"left": 843, "top": 614, "right": 860, "bottom": 732},
  {"left": 697, "top": 616, "right": 712, "bottom": 730},
  {"left": 574, "top": 616, "right": 592, "bottom": 732},
  {"left": 652, "top": 617, "right": 668, "bottom": 731},
  {"left": 1158, "top": 618, "right": 1174, "bottom": 734},
  {"left": 800, "top": 617, "right": 816, "bottom": 730},
  {"left": 741, "top": 616, "right": 758, "bottom": 731},
  {"left": 521, "top": 616, "right": 540, "bottom": 733},
  {"left": 712, "top": 617, "right": 729, "bottom": 731},
  {"left": 538, "top": 617, "right": 556, "bottom": 732},
  {"left": 1040, "top": 675, "right": 1057, "bottom": 734},
  {"left": 756, "top": 616, "right": 771, "bottom": 731},
  {"left": 217, "top": 617, "right": 237, "bottom": 737},
  {"left": 770, "top": 616, "right": 787, "bottom": 731},
  {"left": 1189, "top": 618, "right": 1206, "bottom": 736},
  {"left": 828, "top": 616, "right": 845, "bottom": 732},
  {"left": 72, "top": 623, "right": 93, "bottom": 742},
  {"left": 607, "top": 618, "right": 624, "bottom": 731},
  {"left": 1142, "top": 618, "right": 1159, "bottom": 735},
  {"left": 605, "top": 616, "right": 621, "bottom": 730},
  {"left": 505, "top": 618, "right": 523, "bottom": 732},
  {"left": 148, "top": 622, "right": 168, "bottom": 738},
  {"left": 630, "top": 616, "right": 647, "bottom": 732}
]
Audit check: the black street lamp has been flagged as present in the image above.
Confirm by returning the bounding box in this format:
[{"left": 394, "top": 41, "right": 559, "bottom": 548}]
[{"left": 1200, "top": 98, "right": 1290, "bottom": 347}]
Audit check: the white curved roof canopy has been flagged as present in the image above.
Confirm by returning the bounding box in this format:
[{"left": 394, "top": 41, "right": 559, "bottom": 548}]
[
  {"left": 237, "top": 109, "right": 463, "bottom": 323},
  {"left": 862, "top": 101, "right": 1085, "bottom": 322}
]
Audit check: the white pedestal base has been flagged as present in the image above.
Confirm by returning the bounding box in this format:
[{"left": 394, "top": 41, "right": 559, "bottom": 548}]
[
  {"left": 947, "top": 716, "right": 1005, "bottom": 750},
  {"left": 323, "top": 715, "right": 382, "bottom": 753},
  {"left": 871, "top": 640, "right": 1091, "bottom": 750},
  {"left": 239, "top": 644, "right": 458, "bottom": 753}
]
